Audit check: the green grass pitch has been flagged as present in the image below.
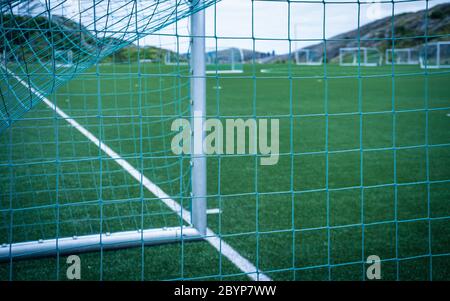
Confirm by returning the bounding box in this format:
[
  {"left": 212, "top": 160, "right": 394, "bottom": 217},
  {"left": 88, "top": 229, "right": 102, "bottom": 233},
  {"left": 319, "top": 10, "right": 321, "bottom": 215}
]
[{"left": 1, "top": 63, "right": 449, "bottom": 280}]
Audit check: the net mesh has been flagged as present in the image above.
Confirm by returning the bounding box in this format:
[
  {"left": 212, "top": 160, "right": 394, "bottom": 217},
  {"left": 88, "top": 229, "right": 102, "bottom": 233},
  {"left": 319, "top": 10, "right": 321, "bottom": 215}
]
[
  {"left": 420, "top": 42, "right": 450, "bottom": 68},
  {"left": 0, "top": 45, "right": 192, "bottom": 245},
  {"left": 205, "top": 47, "right": 244, "bottom": 73},
  {"left": 0, "top": 0, "right": 218, "bottom": 131},
  {"left": 1, "top": 0, "right": 450, "bottom": 281},
  {"left": 386, "top": 48, "right": 420, "bottom": 65},
  {"left": 339, "top": 47, "right": 382, "bottom": 66},
  {"left": 295, "top": 49, "right": 323, "bottom": 66}
]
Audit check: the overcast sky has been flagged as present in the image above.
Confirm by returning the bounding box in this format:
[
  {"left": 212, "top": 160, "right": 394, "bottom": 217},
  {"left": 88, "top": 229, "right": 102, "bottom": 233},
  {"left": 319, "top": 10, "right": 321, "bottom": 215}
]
[
  {"left": 143, "top": 0, "right": 450, "bottom": 54},
  {"left": 15, "top": 0, "right": 449, "bottom": 54}
]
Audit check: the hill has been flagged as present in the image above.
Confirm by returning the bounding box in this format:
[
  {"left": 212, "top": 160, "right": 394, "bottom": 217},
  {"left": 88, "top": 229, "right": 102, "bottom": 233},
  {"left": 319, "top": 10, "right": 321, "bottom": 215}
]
[{"left": 270, "top": 2, "right": 450, "bottom": 63}]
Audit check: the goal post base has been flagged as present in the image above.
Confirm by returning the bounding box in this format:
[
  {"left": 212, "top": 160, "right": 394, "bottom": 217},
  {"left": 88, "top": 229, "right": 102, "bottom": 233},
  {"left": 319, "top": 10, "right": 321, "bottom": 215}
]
[{"left": 0, "top": 227, "right": 202, "bottom": 261}]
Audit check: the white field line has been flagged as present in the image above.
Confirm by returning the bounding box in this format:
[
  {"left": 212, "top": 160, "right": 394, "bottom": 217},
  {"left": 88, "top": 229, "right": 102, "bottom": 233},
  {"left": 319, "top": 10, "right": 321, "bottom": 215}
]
[{"left": 4, "top": 67, "right": 271, "bottom": 281}]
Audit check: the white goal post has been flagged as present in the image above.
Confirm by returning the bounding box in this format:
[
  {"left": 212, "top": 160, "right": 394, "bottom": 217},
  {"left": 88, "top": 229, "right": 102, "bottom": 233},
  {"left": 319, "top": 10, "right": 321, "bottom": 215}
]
[
  {"left": 165, "top": 51, "right": 189, "bottom": 65},
  {"left": 54, "top": 49, "right": 74, "bottom": 67},
  {"left": 0, "top": 0, "right": 208, "bottom": 261},
  {"left": 165, "top": 47, "right": 244, "bottom": 73},
  {"left": 420, "top": 41, "right": 450, "bottom": 69},
  {"left": 385, "top": 48, "right": 419, "bottom": 65},
  {"left": 339, "top": 47, "right": 382, "bottom": 67},
  {"left": 295, "top": 49, "right": 323, "bottom": 66},
  {"left": 205, "top": 47, "right": 244, "bottom": 74},
  {"left": 0, "top": 228, "right": 201, "bottom": 260},
  {"left": 292, "top": 23, "right": 323, "bottom": 66}
]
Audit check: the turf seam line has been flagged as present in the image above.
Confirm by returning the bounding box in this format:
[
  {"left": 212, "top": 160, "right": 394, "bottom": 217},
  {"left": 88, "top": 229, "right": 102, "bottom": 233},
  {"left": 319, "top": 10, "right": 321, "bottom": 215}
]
[{"left": 3, "top": 66, "right": 272, "bottom": 282}]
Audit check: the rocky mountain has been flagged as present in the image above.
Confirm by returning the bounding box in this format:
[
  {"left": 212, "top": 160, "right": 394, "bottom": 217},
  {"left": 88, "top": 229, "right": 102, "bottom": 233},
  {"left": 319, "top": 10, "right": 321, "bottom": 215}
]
[{"left": 269, "top": 2, "right": 450, "bottom": 63}]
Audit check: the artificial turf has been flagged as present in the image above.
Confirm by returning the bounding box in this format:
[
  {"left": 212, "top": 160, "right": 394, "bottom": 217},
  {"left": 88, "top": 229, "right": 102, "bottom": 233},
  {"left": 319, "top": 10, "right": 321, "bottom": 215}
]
[{"left": 0, "top": 63, "right": 449, "bottom": 280}]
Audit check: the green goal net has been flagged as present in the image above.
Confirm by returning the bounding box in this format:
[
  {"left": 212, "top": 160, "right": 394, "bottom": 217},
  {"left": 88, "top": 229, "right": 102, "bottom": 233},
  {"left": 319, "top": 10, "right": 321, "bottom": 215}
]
[
  {"left": 0, "top": 0, "right": 217, "bottom": 131},
  {"left": 1, "top": 0, "right": 449, "bottom": 281}
]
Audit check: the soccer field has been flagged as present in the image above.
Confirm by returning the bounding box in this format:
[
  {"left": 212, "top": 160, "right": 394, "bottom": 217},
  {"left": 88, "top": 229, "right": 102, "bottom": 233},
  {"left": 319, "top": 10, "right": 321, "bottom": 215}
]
[{"left": 1, "top": 63, "right": 449, "bottom": 280}]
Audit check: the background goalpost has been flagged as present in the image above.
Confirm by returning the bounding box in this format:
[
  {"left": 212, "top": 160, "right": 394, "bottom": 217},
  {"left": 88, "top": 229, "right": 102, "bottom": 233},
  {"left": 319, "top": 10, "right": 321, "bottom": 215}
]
[
  {"left": 385, "top": 48, "right": 419, "bottom": 65},
  {"left": 420, "top": 41, "right": 450, "bottom": 69},
  {"left": 295, "top": 49, "right": 323, "bottom": 66},
  {"left": 54, "top": 49, "right": 74, "bottom": 67},
  {"left": 165, "top": 47, "right": 244, "bottom": 73},
  {"left": 205, "top": 47, "right": 244, "bottom": 74},
  {"left": 339, "top": 47, "right": 382, "bottom": 67},
  {"left": 293, "top": 23, "right": 323, "bottom": 66},
  {"left": 165, "top": 51, "right": 189, "bottom": 66}
]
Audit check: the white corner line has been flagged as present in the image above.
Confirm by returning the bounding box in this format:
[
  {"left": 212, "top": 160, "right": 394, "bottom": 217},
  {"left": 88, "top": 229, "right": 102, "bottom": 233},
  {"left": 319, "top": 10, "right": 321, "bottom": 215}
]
[{"left": 3, "top": 66, "right": 272, "bottom": 281}]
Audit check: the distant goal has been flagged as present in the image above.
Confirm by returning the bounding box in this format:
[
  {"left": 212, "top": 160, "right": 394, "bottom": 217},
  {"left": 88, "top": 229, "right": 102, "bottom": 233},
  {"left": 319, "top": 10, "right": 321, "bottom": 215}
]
[
  {"left": 54, "top": 49, "right": 74, "bottom": 68},
  {"left": 206, "top": 47, "right": 244, "bottom": 74},
  {"left": 420, "top": 41, "right": 450, "bottom": 69},
  {"left": 385, "top": 48, "right": 419, "bottom": 65},
  {"left": 339, "top": 47, "right": 382, "bottom": 67},
  {"left": 165, "top": 51, "right": 189, "bottom": 66},
  {"left": 295, "top": 49, "right": 323, "bottom": 66}
]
